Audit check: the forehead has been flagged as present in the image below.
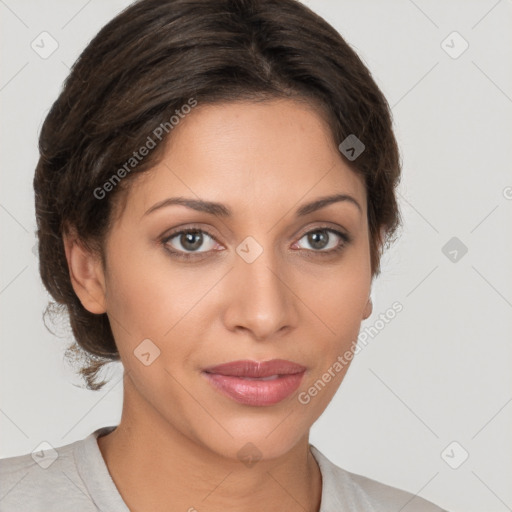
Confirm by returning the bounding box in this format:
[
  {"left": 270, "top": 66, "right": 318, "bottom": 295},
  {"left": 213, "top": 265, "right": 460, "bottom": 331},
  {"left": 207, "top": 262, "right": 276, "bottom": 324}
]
[{"left": 116, "top": 98, "right": 366, "bottom": 223}]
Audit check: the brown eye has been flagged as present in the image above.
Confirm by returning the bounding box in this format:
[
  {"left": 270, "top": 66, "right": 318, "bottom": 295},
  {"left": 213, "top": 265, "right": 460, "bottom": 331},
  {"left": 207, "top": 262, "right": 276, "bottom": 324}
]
[
  {"left": 163, "top": 229, "right": 218, "bottom": 258},
  {"left": 296, "top": 228, "right": 349, "bottom": 254},
  {"left": 305, "top": 230, "right": 330, "bottom": 250},
  {"left": 177, "top": 231, "right": 204, "bottom": 252}
]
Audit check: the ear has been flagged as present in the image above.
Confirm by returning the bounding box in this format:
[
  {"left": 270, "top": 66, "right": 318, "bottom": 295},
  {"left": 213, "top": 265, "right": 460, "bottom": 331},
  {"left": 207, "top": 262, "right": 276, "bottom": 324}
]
[
  {"left": 63, "top": 229, "right": 107, "bottom": 314},
  {"left": 362, "top": 297, "right": 373, "bottom": 320}
]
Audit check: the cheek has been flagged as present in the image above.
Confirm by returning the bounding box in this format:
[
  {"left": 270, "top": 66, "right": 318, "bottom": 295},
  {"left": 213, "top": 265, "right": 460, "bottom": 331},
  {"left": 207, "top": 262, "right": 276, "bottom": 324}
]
[
  {"left": 296, "top": 272, "right": 370, "bottom": 414},
  {"left": 304, "top": 252, "right": 371, "bottom": 329},
  {"left": 104, "top": 243, "right": 185, "bottom": 337},
  {"left": 104, "top": 248, "right": 220, "bottom": 375},
  {"left": 300, "top": 246, "right": 372, "bottom": 364}
]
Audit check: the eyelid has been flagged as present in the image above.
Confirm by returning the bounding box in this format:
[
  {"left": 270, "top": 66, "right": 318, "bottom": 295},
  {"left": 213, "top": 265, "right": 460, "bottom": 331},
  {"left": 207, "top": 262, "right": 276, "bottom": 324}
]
[
  {"left": 161, "top": 224, "right": 221, "bottom": 251},
  {"left": 162, "top": 223, "right": 220, "bottom": 241},
  {"left": 295, "top": 221, "right": 350, "bottom": 240}
]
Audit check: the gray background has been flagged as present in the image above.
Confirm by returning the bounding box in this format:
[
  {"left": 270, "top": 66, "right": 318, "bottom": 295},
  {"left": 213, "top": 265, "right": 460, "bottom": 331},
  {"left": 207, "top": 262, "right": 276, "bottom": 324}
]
[{"left": 1, "top": 1, "right": 511, "bottom": 511}]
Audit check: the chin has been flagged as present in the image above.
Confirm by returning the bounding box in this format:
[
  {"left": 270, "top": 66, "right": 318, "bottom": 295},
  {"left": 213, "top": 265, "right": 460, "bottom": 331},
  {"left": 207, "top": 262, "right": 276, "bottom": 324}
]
[{"left": 192, "top": 414, "right": 311, "bottom": 463}]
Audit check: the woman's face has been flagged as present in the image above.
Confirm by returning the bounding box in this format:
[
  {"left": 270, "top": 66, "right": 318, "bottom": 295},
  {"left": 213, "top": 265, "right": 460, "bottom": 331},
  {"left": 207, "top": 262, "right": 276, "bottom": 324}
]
[{"left": 96, "top": 98, "right": 373, "bottom": 460}]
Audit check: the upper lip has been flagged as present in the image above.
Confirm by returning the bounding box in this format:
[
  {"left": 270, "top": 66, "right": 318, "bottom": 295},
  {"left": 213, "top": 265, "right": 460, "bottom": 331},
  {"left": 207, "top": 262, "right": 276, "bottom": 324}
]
[{"left": 203, "top": 359, "right": 307, "bottom": 378}]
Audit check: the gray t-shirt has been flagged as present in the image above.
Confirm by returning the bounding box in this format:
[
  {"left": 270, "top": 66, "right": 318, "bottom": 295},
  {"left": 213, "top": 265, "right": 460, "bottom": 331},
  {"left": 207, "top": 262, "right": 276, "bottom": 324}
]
[{"left": 0, "top": 425, "right": 447, "bottom": 511}]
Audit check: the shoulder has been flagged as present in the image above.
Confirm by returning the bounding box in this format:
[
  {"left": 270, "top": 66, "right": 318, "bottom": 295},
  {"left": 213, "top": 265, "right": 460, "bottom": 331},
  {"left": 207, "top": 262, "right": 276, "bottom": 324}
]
[
  {"left": 310, "top": 445, "right": 449, "bottom": 512},
  {"left": 0, "top": 434, "right": 98, "bottom": 512}
]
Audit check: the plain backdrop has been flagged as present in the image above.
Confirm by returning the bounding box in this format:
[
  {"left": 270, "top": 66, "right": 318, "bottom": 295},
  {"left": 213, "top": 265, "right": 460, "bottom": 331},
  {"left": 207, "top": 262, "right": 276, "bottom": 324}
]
[{"left": 1, "top": 1, "right": 511, "bottom": 511}]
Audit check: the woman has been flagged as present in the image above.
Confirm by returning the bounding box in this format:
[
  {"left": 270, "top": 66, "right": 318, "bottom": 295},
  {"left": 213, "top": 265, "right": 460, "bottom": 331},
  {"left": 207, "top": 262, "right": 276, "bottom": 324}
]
[{"left": 0, "top": 0, "right": 448, "bottom": 510}]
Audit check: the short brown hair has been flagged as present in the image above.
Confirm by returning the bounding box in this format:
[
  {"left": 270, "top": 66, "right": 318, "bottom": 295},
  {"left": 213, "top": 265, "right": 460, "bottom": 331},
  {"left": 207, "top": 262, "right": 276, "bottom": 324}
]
[{"left": 34, "top": 0, "right": 402, "bottom": 391}]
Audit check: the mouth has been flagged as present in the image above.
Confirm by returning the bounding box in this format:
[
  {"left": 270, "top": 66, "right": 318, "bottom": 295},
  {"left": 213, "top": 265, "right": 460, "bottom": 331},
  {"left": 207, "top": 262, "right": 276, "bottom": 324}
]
[{"left": 201, "top": 359, "right": 306, "bottom": 407}]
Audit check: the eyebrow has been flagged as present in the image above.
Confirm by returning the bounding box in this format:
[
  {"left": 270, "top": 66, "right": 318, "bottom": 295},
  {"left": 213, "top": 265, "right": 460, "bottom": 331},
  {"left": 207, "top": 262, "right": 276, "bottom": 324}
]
[{"left": 143, "top": 193, "right": 362, "bottom": 218}]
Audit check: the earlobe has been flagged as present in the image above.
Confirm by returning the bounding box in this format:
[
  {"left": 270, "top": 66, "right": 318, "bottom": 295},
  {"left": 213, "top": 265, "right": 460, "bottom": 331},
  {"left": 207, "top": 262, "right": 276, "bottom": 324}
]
[
  {"left": 363, "top": 297, "right": 373, "bottom": 320},
  {"left": 63, "top": 231, "right": 107, "bottom": 314}
]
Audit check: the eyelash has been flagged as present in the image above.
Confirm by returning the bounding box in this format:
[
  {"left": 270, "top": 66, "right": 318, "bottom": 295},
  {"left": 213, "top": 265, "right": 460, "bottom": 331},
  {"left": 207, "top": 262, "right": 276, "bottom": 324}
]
[{"left": 160, "top": 225, "right": 351, "bottom": 261}]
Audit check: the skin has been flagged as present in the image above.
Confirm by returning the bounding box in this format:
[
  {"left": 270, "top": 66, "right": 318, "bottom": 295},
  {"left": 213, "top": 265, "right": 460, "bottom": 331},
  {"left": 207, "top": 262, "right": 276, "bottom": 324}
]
[{"left": 64, "top": 98, "right": 376, "bottom": 512}]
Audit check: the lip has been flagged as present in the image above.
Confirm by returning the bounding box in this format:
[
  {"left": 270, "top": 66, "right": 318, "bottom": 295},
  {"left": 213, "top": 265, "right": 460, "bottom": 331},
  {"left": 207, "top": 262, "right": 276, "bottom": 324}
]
[{"left": 202, "top": 359, "right": 306, "bottom": 406}]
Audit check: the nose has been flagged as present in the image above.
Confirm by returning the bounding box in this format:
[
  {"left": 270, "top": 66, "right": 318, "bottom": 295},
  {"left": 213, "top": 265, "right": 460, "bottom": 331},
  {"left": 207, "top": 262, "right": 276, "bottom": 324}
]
[{"left": 221, "top": 248, "right": 298, "bottom": 341}]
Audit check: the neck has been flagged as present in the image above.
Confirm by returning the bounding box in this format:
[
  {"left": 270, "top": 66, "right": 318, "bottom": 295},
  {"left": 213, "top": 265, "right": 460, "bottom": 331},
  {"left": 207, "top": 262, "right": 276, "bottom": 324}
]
[{"left": 97, "top": 374, "right": 322, "bottom": 512}]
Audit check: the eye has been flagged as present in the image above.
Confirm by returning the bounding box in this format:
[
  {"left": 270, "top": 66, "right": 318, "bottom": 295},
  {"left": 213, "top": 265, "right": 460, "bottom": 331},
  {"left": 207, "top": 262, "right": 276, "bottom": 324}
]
[
  {"left": 161, "top": 225, "right": 350, "bottom": 261},
  {"left": 294, "top": 227, "right": 349, "bottom": 255},
  {"left": 162, "top": 228, "right": 219, "bottom": 259}
]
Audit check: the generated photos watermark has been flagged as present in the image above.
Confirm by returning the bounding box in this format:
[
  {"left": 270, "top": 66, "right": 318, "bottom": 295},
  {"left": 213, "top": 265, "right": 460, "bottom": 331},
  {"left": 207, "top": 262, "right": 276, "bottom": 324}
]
[
  {"left": 93, "top": 97, "right": 198, "bottom": 200},
  {"left": 298, "top": 301, "right": 403, "bottom": 405}
]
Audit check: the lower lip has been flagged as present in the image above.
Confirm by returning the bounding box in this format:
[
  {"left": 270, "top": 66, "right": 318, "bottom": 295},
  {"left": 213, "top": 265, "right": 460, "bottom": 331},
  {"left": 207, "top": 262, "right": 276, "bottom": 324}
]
[{"left": 202, "top": 372, "right": 305, "bottom": 406}]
